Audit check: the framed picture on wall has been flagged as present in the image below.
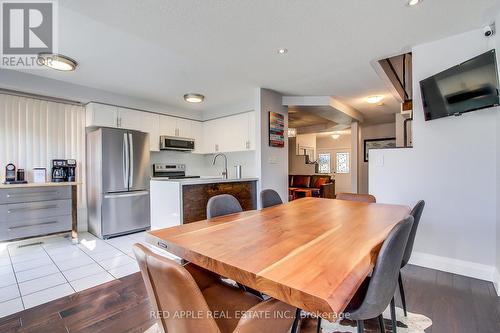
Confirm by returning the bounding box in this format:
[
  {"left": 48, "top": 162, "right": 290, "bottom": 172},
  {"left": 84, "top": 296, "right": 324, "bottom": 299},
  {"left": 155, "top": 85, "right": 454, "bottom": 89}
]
[
  {"left": 269, "top": 111, "right": 285, "bottom": 148},
  {"left": 364, "top": 137, "right": 396, "bottom": 162}
]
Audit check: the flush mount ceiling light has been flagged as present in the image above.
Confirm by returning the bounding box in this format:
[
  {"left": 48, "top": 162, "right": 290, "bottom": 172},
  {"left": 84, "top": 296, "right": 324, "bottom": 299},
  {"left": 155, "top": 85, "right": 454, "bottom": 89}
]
[
  {"left": 407, "top": 0, "right": 423, "bottom": 6},
  {"left": 38, "top": 53, "right": 77, "bottom": 71},
  {"left": 277, "top": 48, "right": 288, "bottom": 55},
  {"left": 331, "top": 134, "right": 341, "bottom": 140},
  {"left": 288, "top": 128, "right": 297, "bottom": 137},
  {"left": 183, "top": 93, "right": 205, "bottom": 103},
  {"left": 366, "top": 95, "right": 384, "bottom": 104}
]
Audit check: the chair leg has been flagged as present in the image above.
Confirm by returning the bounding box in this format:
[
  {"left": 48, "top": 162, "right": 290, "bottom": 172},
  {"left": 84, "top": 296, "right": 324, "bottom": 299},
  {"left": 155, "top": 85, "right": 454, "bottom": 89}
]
[
  {"left": 291, "top": 308, "right": 301, "bottom": 333},
  {"left": 316, "top": 317, "right": 322, "bottom": 333},
  {"left": 357, "top": 320, "right": 364, "bottom": 333},
  {"left": 398, "top": 271, "right": 407, "bottom": 317},
  {"left": 378, "top": 314, "right": 386, "bottom": 333},
  {"left": 390, "top": 297, "right": 397, "bottom": 333}
]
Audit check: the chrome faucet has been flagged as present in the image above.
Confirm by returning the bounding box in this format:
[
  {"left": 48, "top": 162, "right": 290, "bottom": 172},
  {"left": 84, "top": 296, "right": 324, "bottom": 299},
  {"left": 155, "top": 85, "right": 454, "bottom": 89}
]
[{"left": 212, "top": 153, "right": 228, "bottom": 179}]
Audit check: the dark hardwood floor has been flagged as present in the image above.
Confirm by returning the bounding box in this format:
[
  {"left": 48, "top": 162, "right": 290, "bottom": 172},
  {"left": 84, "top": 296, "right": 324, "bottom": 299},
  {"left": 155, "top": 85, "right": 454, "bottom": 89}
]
[{"left": 0, "top": 265, "right": 499, "bottom": 333}]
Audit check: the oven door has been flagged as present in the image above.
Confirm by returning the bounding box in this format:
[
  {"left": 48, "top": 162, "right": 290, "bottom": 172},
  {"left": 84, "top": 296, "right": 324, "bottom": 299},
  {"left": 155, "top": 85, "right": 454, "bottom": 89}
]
[{"left": 160, "top": 136, "right": 195, "bottom": 151}]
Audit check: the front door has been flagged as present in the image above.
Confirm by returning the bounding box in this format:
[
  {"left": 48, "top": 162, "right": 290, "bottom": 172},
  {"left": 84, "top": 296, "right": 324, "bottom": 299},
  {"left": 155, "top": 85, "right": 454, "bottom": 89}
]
[{"left": 317, "top": 149, "right": 352, "bottom": 194}]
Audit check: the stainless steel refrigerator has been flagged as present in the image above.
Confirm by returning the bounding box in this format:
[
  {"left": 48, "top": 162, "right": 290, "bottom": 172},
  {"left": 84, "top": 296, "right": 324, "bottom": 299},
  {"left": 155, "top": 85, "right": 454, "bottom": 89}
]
[{"left": 87, "top": 128, "right": 151, "bottom": 239}]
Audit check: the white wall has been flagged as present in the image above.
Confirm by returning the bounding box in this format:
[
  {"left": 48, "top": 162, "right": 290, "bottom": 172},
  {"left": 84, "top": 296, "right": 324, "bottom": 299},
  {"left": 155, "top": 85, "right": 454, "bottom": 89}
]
[
  {"left": 255, "top": 88, "right": 288, "bottom": 205},
  {"left": 370, "top": 28, "right": 499, "bottom": 283},
  {"left": 359, "top": 122, "right": 395, "bottom": 194}
]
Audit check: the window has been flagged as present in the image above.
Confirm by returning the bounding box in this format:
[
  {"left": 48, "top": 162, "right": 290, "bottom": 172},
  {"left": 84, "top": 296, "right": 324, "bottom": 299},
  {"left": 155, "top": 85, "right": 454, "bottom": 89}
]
[
  {"left": 336, "top": 152, "right": 350, "bottom": 174},
  {"left": 317, "top": 153, "right": 331, "bottom": 174}
]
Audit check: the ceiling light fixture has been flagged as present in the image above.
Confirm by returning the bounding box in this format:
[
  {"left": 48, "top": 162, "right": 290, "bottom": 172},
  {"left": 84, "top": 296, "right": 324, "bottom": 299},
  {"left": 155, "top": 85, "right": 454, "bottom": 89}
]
[
  {"left": 183, "top": 93, "right": 205, "bottom": 103},
  {"left": 38, "top": 53, "right": 77, "bottom": 71},
  {"left": 288, "top": 128, "right": 297, "bottom": 137},
  {"left": 331, "top": 134, "right": 341, "bottom": 140},
  {"left": 277, "top": 48, "right": 288, "bottom": 55},
  {"left": 407, "top": 0, "right": 422, "bottom": 6},
  {"left": 366, "top": 95, "right": 384, "bottom": 104}
]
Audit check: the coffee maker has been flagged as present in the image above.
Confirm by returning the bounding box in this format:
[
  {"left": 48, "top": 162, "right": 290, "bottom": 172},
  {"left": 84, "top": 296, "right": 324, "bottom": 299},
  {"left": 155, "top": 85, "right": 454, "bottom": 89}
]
[
  {"left": 51, "top": 160, "right": 67, "bottom": 182},
  {"left": 51, "top": 159, "right": 76, "bottom": 182},
  {"left": 66, "top": 159, "right": 76, "bottom": 182}
]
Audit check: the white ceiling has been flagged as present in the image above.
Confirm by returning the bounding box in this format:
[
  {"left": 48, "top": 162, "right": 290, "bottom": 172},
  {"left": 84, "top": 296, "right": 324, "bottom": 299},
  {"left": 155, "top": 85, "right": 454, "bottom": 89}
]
[{"left": 14, "top": 0, "right": 499, "bottom": 123}]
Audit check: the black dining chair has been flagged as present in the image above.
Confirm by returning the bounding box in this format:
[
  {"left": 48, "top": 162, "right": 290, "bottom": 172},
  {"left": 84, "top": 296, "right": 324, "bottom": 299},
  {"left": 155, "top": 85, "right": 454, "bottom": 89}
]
[
  {"left": 206, "top": 194, "right": 243, "bottom": 219},
  {"left": 396, "top": 200, "right": 425, "bottom": 317},
  {"left": 317, "top": 215, "right": 414, "bottom": 333},
  {"left": 261, "top": 189, "right": 283, "bottom": 208}
]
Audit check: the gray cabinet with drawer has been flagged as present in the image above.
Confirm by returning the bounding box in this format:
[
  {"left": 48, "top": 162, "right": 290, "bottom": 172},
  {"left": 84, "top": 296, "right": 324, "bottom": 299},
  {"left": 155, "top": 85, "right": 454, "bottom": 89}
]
[{"left": 0, "top": 185, "right": 73, "bottom": 241}]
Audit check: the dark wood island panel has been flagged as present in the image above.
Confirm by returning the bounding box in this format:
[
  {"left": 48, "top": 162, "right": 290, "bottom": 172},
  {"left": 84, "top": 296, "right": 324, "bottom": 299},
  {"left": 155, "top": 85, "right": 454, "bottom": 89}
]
[{"left": 182, "top": 181, "right": 257, "bottom": 223}]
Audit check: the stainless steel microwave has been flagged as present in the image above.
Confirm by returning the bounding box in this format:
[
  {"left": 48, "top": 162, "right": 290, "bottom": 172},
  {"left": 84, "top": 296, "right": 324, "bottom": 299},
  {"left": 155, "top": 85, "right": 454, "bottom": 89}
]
[{"left": 159, "top": 136, "right": 195, "bottom": 151}]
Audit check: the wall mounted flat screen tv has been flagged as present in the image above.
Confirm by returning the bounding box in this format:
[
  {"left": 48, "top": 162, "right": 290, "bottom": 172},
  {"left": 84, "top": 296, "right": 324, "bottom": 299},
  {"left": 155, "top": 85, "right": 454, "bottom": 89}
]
[{"left": 420, "top": 49, "right": 499, "bottom": 121}]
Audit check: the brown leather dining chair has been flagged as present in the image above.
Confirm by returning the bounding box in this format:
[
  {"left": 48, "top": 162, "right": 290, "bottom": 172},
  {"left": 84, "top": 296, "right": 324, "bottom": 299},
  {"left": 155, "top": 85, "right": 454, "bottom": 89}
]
[
  {"left": 336, "top": 192, "right": 377, "bottom": 203},
  {"left": 133, "top": 244, "right": 296, "bottom": 333}
]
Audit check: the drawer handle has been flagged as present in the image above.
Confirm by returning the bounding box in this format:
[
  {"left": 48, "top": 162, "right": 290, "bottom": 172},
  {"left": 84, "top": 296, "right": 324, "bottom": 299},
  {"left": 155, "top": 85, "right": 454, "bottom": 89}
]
[
  {"left": 6, "top": 191, "right": 59, "bottom": 198},
  {"left": 8, "top": 220, "right": 58, "bottom": 230},
  {"left": 157, "top": 241, "right": 168, "bottom": 249},
  {"left": 7, "top": 204, "right": 58, "bottom": 213}
]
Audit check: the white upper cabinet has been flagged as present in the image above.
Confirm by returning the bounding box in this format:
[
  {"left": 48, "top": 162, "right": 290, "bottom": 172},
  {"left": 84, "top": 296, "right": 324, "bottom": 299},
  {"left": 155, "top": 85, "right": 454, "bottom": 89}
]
[
  {"left": 118, "top": 107, "right": 145, "bottom": 132},
  {"left": 142, "top": 113, "right": 160, "bottom": 152},
  {"left": 86, "top": 103, "right": 255, "bottom": 154},
  {"left": 191, "top": 121, "right": 204, "bottom": 154},
  {"left": 202, "top": 111, "right": 256, "bottom": 154},
  {"left": 176, "top": 118, "right": 193, "bottom": 139},
  {"left": 247, "top": 111, "right": 256, "bottom": 150},
  {"left": 86, "top": 103, "right": 119, "bottom": 128},
  {"left": 159, "top": 115, "right": 177, "bottom": 137},
  {"left": 159, "top": 115, "right": 195, "bottom": 139}
]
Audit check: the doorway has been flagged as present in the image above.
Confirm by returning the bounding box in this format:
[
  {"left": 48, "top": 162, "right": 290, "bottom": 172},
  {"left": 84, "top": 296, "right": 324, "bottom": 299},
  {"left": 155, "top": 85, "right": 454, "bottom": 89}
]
[{"left": 317, "top": 148, "right": 352, "bottom": 194}]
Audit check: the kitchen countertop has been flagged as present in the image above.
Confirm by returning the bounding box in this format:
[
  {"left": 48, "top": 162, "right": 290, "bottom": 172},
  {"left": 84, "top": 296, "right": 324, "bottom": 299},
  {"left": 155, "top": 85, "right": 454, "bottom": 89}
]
[
  {"left": 0, "top": 182, "right": 80, "bottom": 189},
  {"left": 150, "top": 177, "right": 259, "bottom": 186}
]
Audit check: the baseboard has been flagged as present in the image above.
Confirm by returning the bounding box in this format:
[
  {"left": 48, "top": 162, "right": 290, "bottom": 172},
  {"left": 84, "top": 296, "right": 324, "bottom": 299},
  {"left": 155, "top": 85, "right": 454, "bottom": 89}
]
[
  {"left": 409, "top": 251, "right": 496, "bottom": 284},
  {"left": 494, "top": 268, "right": 500, "bottom": 297}
]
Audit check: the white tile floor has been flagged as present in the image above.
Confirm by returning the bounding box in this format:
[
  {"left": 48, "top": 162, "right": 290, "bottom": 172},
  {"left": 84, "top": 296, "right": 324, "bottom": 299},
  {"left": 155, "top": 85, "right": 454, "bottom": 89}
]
[{"left": 0, "top": 230, "right": 177, "bottom": 318}]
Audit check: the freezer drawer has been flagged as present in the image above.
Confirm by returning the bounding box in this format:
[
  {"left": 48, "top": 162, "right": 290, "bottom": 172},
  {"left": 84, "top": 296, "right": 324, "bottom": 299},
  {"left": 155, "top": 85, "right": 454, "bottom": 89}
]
[
  {"left": 0, "top": 199, "right": 72, "bottom": 223},
  {"left": 0, "top": 215, "right": 72, "bottom": 241},
  {"left": 0, "top": 186, "right": 71, "bottom": 204},
  {"left": 101, "top": 191, "right": 150, "bottom": 237}
]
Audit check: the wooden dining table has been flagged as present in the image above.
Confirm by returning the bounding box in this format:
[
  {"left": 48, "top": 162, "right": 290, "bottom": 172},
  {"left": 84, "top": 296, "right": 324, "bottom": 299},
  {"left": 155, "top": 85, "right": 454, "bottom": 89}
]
[{"left": 146, "top": 197, "right": 410, "bottom": 321}]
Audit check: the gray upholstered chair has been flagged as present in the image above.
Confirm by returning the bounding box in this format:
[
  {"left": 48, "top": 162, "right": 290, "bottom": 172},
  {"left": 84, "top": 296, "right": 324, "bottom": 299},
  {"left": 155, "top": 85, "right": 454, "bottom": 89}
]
[
  {"left": 206, "top": 194, "right": 243, "bottom": 219},
  {"left": 206, "top": 194, "right": 264, "bottom": 298},
  {"left": 336, "top": 192, "right": 376, "bottom": 203},
  {"left": 316, "top": 216, "right": 414, "bottom": 333},
  {"left": 261, "top": 189, "right": 283, "bottom": 208},
  {"left": 397, "top": 200, "right": 425, "bottom": 317}
]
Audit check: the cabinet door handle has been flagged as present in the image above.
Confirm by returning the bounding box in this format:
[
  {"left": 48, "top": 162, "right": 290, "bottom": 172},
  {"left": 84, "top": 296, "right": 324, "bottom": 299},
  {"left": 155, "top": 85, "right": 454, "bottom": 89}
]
[
  {"left": 7, "top": 204, "right": 58, "bottom": 214},
  {"left": 8, "top": 220, "right": 58, "bottom": 230},
  {"left": 6, "top": 191, "right": 59, "bottom": 198}
]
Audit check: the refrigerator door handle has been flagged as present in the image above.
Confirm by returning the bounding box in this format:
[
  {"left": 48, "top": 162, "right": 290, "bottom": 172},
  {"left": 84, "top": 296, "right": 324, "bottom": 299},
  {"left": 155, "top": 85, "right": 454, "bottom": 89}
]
[
  {"left": 123, "top": 133, "right": 129, "bottom": 188},
  {"left": 104, "top": 191, "right": 149, "bottom": 199},
  {"left": 128, "top": 133, "right": 134, "bottom": 188}
]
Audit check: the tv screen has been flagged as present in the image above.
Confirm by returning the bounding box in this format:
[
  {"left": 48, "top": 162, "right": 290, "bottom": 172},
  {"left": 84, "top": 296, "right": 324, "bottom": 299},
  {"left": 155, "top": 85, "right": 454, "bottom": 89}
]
[{"left": 420, "top": 49, "right": 500, "bottom": 121}]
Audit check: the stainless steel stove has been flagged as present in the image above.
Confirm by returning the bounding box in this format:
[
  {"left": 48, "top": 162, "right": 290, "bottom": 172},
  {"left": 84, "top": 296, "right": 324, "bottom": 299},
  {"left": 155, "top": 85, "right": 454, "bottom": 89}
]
[{"left": 152, "top": 163, "right": 200, "bottom": 179}]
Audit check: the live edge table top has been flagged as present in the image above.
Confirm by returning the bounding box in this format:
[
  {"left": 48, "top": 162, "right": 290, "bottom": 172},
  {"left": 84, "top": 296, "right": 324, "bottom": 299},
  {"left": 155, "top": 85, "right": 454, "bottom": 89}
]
[{"left": 147, "top": 197, "right": 410, "bottom": 321}]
